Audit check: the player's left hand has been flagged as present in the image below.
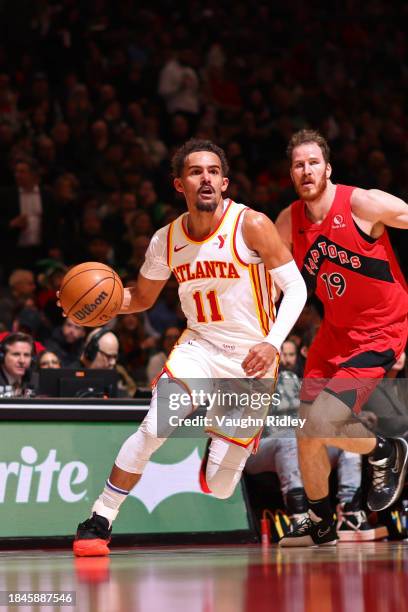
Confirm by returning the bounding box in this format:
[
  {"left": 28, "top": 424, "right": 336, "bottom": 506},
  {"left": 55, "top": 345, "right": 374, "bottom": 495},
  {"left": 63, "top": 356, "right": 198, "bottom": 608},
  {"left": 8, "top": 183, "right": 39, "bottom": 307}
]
[
  {"left": 242, "top": 342, "right": 278, "bottom": 378},
  {"left": 55, "top": 290, "right": 67, "bottom": 317}
]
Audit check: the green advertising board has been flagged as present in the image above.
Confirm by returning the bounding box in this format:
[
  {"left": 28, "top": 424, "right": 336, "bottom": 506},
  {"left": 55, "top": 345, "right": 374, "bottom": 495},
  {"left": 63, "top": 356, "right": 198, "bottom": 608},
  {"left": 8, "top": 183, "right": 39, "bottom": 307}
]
[{"left": 0, "top": 421, "right": 252, "bottom": 538}]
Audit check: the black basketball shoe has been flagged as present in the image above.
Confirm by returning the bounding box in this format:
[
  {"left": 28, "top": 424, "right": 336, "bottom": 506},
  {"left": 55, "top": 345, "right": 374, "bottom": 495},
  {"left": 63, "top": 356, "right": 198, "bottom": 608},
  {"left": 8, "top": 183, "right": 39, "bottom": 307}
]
[
  {"left": 336, "top": 503, "right": 388, "bottom": 541},
  {"left": 279, "top": 510, "right": 337, "bottom": 547},
  {"left": 367, "top": 438, "right": 408, "bottom": 512},
  {"left": 73, "top": 512, "right": 111, "bottom": 557}
]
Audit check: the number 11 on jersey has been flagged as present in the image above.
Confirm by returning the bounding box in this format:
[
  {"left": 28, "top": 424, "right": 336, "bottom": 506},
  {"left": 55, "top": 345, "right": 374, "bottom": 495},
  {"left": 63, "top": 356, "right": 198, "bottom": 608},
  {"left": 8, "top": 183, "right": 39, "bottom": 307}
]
[{"left": 193, "top": 290, "right": 224, "bottom": 323}]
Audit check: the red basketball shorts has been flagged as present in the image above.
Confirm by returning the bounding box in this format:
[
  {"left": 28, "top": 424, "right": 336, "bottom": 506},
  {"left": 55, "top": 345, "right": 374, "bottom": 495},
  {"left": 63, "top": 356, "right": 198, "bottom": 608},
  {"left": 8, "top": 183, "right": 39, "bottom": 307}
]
[{"left": 300, "top": 316, "right": 408, "bottom": 413}]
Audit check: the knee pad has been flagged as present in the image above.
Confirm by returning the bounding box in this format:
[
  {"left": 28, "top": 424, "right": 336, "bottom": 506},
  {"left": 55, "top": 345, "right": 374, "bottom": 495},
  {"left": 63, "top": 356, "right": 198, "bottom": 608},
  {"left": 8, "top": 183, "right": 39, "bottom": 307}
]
[
  {"left": 115, "top": 428, "right": 164, "bottom": 474},
  {"left": 205, "top": 438, "right": 252, "bottom": 499}
]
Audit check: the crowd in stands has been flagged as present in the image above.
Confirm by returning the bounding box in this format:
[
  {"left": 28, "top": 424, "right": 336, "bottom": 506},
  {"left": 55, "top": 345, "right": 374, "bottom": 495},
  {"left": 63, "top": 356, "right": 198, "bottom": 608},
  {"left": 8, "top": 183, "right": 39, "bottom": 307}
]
[{"left": 0, "top": 0, "right": 407, "bottom": 389}]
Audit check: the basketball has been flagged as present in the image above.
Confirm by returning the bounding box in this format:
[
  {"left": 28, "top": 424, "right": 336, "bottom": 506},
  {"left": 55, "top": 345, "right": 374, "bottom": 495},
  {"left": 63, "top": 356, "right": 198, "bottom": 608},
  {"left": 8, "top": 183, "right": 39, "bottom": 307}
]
[{"left": 59, "top": 262, "right": 124, "bottom": 327}]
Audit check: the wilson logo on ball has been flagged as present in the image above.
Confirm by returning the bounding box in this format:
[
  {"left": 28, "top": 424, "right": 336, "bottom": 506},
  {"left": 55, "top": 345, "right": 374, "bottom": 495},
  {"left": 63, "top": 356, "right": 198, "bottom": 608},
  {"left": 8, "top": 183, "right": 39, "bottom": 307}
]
[{"left": 72, "top": 291, "right": 109, "bottom": 321}]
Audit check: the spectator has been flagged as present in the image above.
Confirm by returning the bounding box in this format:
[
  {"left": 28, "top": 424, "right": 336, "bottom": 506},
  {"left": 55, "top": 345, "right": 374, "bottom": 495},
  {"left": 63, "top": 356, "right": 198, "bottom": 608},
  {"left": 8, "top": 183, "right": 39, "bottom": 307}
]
[
  {"left": 45, "top": 318, "right": 86, "bottom": 367},
  {"left": 10, "top": 305, "right": 50, "bottom": 344},
  {"left": 0, "top": 332, "right": 36, "bottom": 397},
  {"left": 0, "top": 269, "right": 36, "bottom": 329},
  {"left": 362, "top": 352, "right": 408, "bottom": 437},
  {"left": 102, "top": 192, "right": 137, "bottom": 262},
  {"left": 145, "top": 277, "right": 185, "bottom": 335},
  {"left": 138, "top": 179, "right": 169, "bottom": 225},
  {"left": 280, "top": 338, "right": 302, "bottom": 377},
  {"left": 113, "top": 313, "right": 156, "bottom": 384},
  {"left": 146, "top": 326, "right": 182, "bottom": 383},
  {"left": 79, "top": 328, "right": 136, "bottom": 397},
  {"left": 0, "top": 159, "right": 57, "bottom": 273},
  {"left": 158, "top": 49, "right": 200, "bottom": 120},
  {"left": 38, "top": 350, "right": 61, "bottom": 369},
  {"left": 36, "top": 261, "right": 68, "bottom": 327}
]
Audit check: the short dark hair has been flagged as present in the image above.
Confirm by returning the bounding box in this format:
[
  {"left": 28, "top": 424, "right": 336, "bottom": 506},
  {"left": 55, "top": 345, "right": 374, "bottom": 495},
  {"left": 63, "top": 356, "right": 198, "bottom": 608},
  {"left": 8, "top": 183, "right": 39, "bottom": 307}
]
[
  {"left": 171, "top": 139, "right": 229, "bottom": 177},
  {"left": 14, "top": 158, "right": 39, "bottom": 175},
  {"left": 287, "top": 129, "right": 330, "bottom": 164},
  {"left": 1, "top": 332, "right": 34, "bottom": 354}
]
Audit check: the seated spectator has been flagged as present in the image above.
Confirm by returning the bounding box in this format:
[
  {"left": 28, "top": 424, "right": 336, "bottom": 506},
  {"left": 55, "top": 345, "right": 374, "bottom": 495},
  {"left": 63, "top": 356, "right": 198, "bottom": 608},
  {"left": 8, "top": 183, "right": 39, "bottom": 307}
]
[
  {"left": 0, "top": 269, "right": 36, "bottom": 329},
  {"left": 146, "top": 326, "right": 182, "bottom": 383},
  {"left": 36, "top": 261, "right": 68, "bottom": 327},
  {"left": 127, "top": 235, "right": 150, "bottom": 274},
  {"left": 0, "top": 327, "right": 45, "bottom": 356},
  {"left": 280, "top": 338, "right": 302, "bottom": 377},
  {"left": 145, "top": 277, "right": 185, "bottom": 335},
  {"left": 10, "top": 304, "right": 50, "bottom": 344},
  {"left": 0, "top": 332, "right": 36, "bottom": 397},
  {"left": 127, "top": 210, "right": 154, "bottom": 243},
  {"left": 45, "top": 318, "right": 86, "bottom": 367},
  {"left": 114, "top": 313, "right": 157, "bottom": 384},
  {"left": 138, "top": 179, "right": 168, "bottom": 225},
  {"left": 38, "top": 350, "right": 61, "bottom": 369},
  {"left": 362, "top": 351, "right": 408, "bottom": 437},
  {"left": 79, "top": 327, "right": 136, "bottom": 398}
]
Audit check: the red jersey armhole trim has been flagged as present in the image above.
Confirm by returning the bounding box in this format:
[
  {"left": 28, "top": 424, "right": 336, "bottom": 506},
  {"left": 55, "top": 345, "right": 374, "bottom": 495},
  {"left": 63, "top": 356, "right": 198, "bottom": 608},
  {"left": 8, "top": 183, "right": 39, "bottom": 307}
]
[
  {"left": 232, "top": 206, "right": 250, "bottom": 267},
  {"left": 166, "top": 222, "right": 174, "bottom": 268}
]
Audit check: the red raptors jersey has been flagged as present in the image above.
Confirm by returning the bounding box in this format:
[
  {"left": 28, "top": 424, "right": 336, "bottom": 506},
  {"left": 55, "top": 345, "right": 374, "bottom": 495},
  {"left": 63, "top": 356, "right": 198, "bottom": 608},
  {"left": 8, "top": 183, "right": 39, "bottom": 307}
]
[{"left": 291, "top": 184, "right": 408, "bottom": 331}]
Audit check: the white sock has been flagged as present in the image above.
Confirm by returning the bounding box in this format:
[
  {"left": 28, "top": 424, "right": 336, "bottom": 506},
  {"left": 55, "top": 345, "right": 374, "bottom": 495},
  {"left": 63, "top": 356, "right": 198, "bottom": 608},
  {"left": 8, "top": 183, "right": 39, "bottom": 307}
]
[{"left": 92, "top": 479, "right": 129, "bottom": 527}]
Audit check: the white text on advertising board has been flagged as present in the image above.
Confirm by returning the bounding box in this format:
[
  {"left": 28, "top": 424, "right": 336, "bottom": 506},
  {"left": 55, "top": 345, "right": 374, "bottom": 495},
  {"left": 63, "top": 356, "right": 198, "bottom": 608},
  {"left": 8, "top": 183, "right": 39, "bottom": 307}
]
[{"left": 0, "top": 446, "right": 88, "bottom": 503}]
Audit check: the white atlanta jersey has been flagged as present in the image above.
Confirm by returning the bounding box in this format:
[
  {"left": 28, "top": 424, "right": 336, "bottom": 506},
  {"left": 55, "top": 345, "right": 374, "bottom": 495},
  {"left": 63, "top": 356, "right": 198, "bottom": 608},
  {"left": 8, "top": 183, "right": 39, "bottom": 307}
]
[{"left": 140, "top": 199, "right": 276, "bottom": 356}]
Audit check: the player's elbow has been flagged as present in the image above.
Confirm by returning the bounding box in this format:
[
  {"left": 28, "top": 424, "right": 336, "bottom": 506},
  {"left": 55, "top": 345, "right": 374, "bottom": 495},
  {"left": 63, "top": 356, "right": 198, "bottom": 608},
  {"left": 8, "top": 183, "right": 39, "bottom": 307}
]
[
  {"left": 297, "top": 278, "right": 308, "bottom": 309},
  {"left": 282, "top": 272, "right": 307, "bottom": 310}
]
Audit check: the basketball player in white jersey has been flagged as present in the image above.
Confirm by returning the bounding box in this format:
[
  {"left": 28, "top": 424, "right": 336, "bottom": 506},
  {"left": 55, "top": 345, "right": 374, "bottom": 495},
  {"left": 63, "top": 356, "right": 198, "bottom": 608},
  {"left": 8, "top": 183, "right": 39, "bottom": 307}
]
[{"left": 73, "top": 139, "right": 307, "bottom": 556}]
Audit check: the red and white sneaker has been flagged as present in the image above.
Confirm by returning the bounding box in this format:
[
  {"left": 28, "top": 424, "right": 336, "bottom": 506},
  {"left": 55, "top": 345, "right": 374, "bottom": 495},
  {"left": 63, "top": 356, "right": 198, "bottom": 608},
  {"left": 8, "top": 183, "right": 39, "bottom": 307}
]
[{"left": 73, "top": 512, "right": 112, "bottom": 557}]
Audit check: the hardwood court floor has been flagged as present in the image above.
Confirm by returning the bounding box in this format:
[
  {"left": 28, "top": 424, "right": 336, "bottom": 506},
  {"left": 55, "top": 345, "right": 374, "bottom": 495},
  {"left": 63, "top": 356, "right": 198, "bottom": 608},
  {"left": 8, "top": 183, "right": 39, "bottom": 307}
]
[{"left": 0, "top": 542, "right": 407, "bottom": 611}]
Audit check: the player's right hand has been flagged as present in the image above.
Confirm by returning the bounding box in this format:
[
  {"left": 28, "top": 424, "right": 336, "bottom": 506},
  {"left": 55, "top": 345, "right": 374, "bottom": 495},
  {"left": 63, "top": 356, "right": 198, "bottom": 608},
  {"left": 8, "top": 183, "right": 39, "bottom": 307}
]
[{"left": 242, "top": 342, "right": 278, "bottom": 378}]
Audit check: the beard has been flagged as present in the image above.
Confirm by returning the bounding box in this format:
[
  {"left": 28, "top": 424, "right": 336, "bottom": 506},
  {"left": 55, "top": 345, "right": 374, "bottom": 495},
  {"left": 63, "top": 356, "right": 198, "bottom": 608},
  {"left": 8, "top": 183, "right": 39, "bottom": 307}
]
[
  {"left": 297, "top": 174, "right": 327, "bottom": 201},
  {"left": 196, "top": 190, "right": 218, "bottom": 212},
  {"left": 196, "top": 201, "right": 218, "bottom": 212}
]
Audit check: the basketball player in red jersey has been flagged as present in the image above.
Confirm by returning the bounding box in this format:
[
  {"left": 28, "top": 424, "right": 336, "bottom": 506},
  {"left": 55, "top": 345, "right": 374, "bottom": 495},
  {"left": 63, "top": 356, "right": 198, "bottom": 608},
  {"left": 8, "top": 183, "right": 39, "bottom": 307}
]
[
  {"left": 70, "top": 139, "right": 307, "bottom": 556},
  {"left": 276, "top": 129, "right": 408, "bottom": 547}
]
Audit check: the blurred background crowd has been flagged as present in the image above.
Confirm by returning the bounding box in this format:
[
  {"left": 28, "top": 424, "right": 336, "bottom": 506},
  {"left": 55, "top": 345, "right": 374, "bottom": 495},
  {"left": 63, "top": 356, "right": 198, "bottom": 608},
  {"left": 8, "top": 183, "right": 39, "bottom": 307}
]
[{"left": 0, "top": 0, "right": 407, "bottom": 391}]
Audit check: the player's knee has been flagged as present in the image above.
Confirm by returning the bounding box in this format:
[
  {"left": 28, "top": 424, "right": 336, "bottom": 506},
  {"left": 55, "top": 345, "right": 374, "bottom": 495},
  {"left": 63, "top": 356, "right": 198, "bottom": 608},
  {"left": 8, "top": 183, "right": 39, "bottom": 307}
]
[
  {"left": 115, "top": 428, "right": 163, "bottom": 474},
  {"left": 205, "top": 466, "right": 242, "bottom": 499},
  {"left": 205, "top": 474, "right": 237, "bottom": 499},
  {"left": 300, "top": 404, "right": 332, "bottom": 437}
]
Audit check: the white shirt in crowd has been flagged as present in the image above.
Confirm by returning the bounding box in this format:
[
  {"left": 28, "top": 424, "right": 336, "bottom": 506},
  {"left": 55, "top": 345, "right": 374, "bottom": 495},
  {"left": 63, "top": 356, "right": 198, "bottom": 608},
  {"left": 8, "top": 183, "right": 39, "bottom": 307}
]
[
  {"left": 18, "top": 186, "right": 42, "bottom": 247},
  {"left": 158, "top": 59, "right": 199, "bottom": 115}
]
